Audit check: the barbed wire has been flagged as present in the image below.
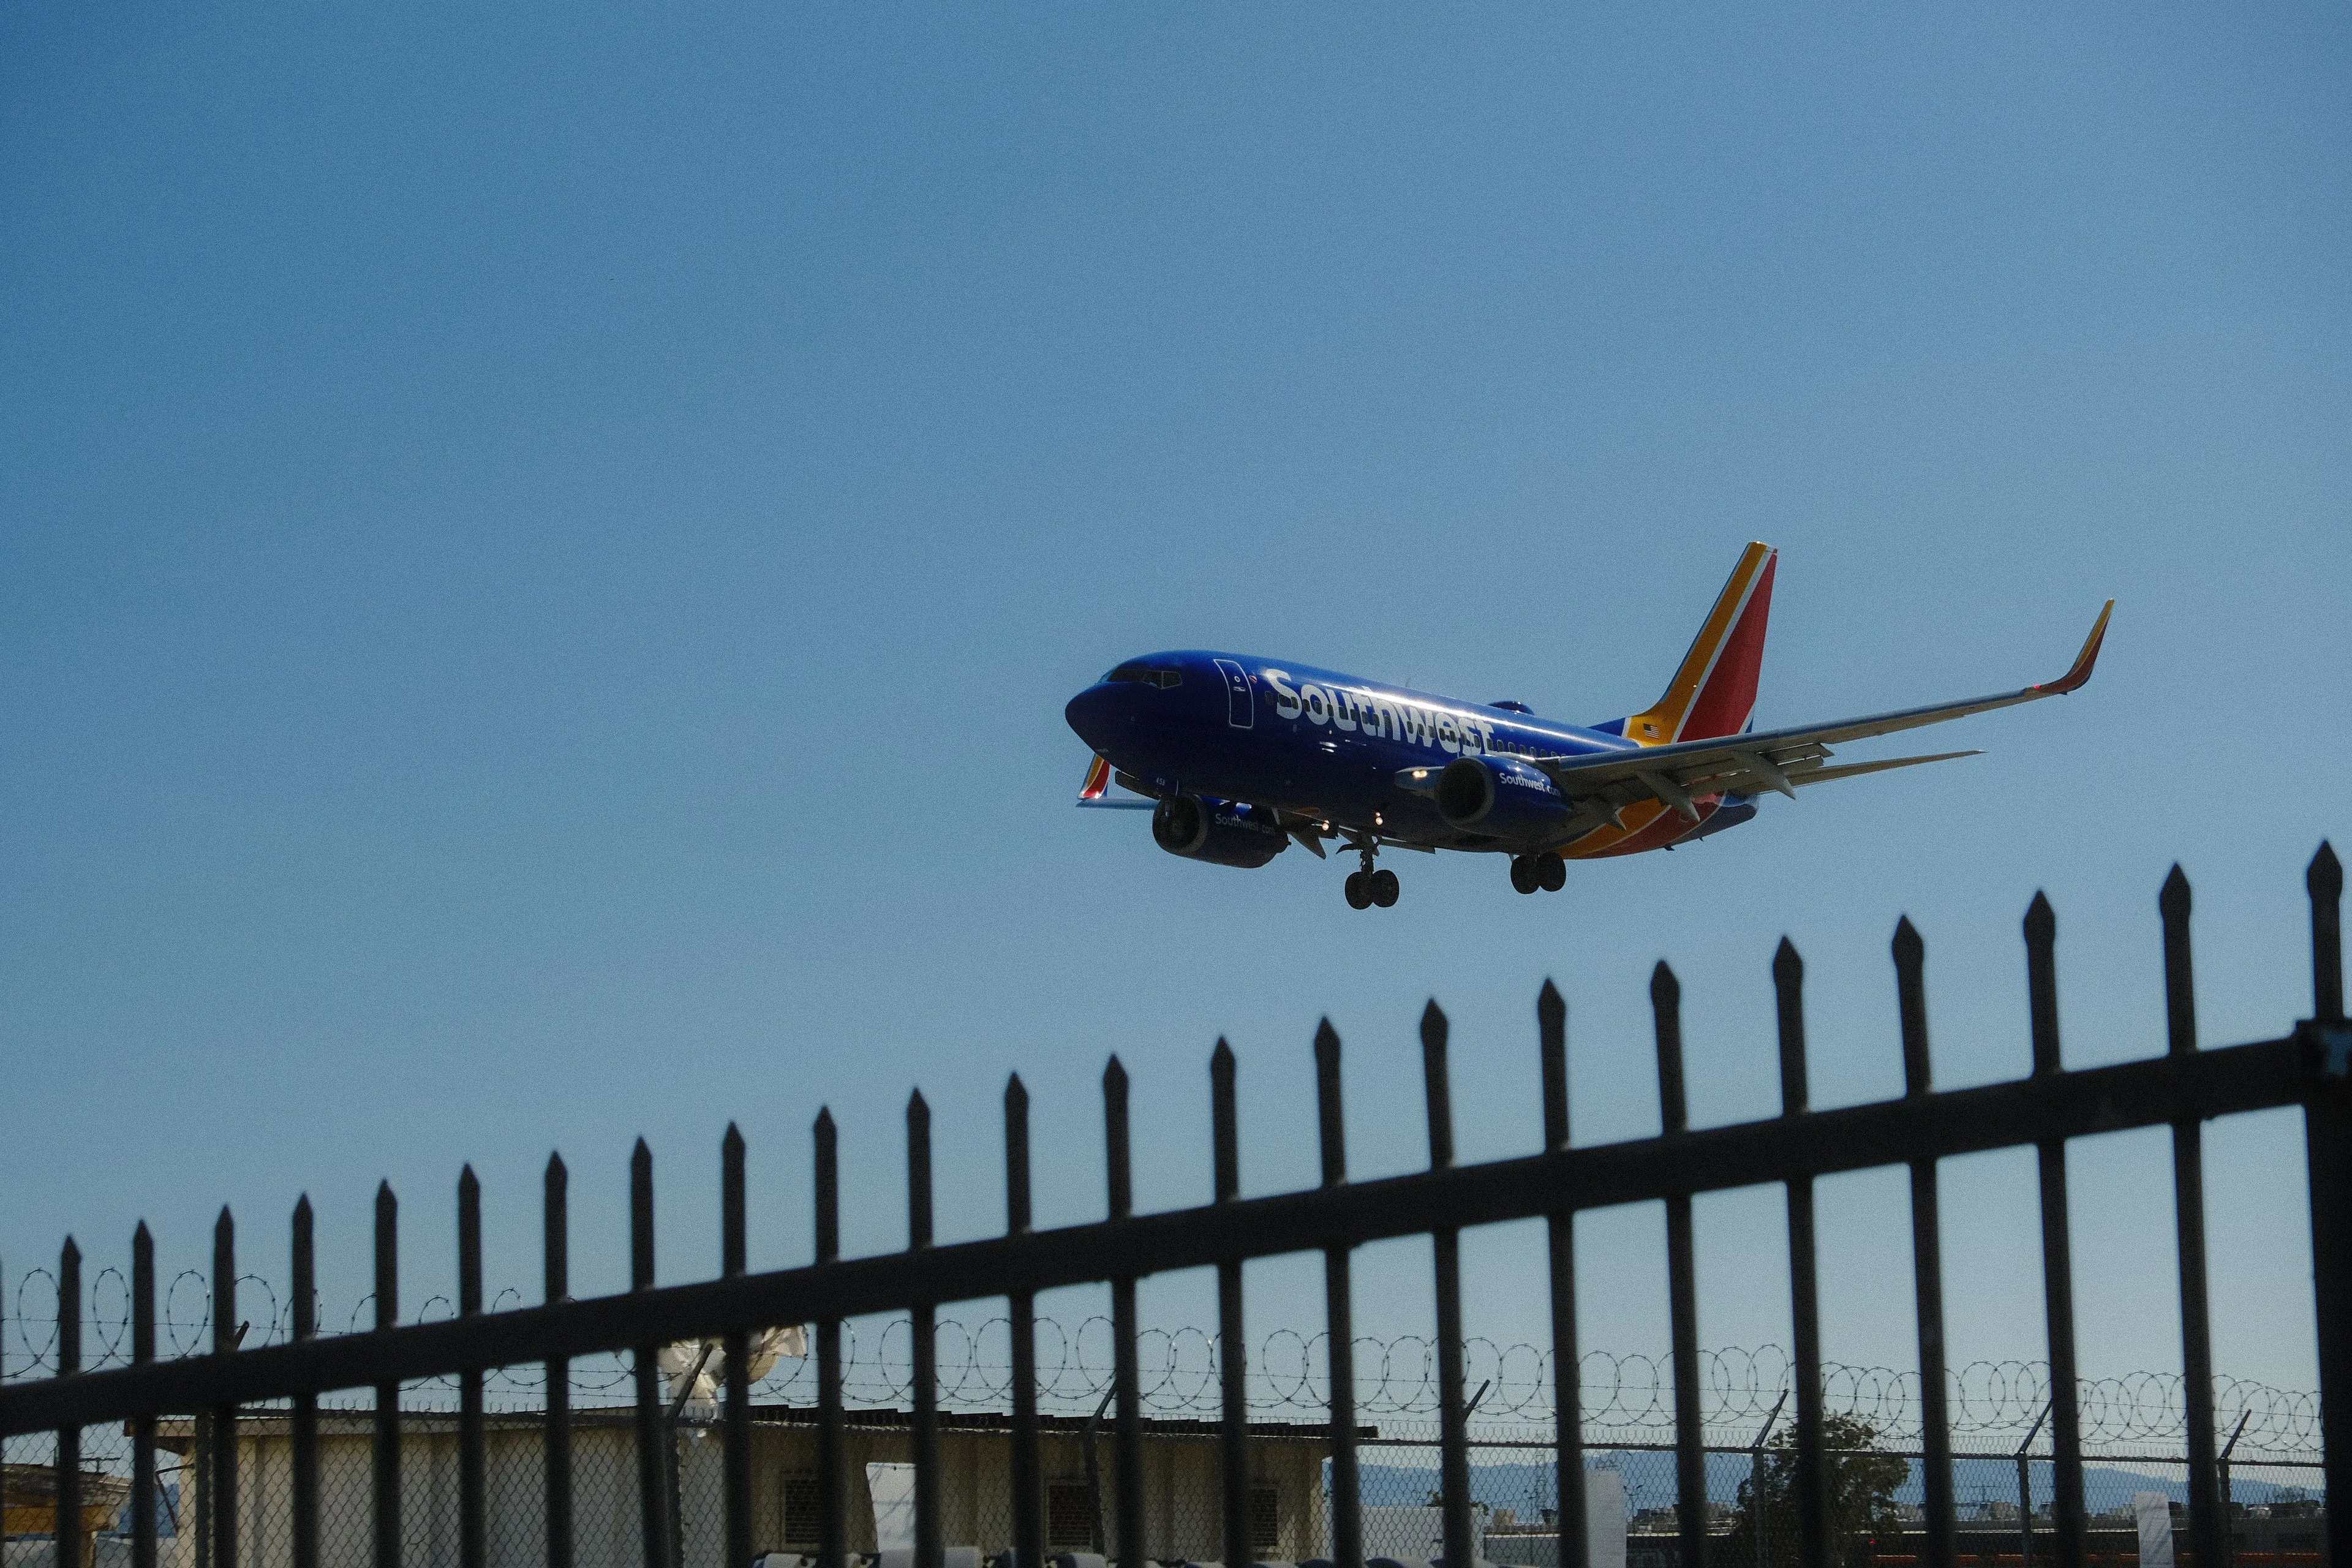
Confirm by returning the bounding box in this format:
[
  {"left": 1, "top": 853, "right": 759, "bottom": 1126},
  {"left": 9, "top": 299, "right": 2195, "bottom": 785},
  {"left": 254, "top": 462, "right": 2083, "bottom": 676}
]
[{"left": 4, "top": 1273, "right": 2317, "bottom": 1458}]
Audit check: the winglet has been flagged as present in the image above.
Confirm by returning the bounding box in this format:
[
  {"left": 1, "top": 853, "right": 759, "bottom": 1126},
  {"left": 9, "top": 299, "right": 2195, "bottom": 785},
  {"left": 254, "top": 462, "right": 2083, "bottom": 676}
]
[
  {"left": 2031, "top": 600, "right": 2114, "bottom": 696},
  {"left": 1079, "top": 754, "right": 1112, "bottom": 801}
]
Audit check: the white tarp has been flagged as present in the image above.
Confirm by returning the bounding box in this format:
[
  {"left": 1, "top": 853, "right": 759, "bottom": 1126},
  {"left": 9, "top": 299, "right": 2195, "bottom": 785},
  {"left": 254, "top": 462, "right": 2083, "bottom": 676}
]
[
  {"left": 1447, "top": 1474, "right": 1624, "bottom": 1568},
  {"left": 1359, "top": 1504, "right": 1482, "bottom": 1563},
  {"left": 657, "top": 1327, "right": 809, "bottom": 1418},
  {"left": 868, "top": 1463, "right": 918, "bottom": 1551},
  {"left": 2135, "top": 1492, "right": 2174, "bottom": 1568},
  {"left": 1585, "top": 1471, "right": 1627, "bottom": 1568}
]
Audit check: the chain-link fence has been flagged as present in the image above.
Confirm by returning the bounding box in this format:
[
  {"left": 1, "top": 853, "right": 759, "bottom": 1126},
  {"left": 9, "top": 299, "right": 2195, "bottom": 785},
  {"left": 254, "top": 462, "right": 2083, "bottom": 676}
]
[
  {"left": 3, "top": 1316, "right": 2323, "bottom": 1568},
  {"left": 4, "top": 1420, "right": 2319, "bottom": 1568}
]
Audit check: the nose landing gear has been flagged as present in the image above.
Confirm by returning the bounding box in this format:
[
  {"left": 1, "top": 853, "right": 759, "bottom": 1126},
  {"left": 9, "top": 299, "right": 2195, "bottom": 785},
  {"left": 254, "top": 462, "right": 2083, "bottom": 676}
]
[{"left": 1343, "top": 843, "right": 1400, "bottom": 909}]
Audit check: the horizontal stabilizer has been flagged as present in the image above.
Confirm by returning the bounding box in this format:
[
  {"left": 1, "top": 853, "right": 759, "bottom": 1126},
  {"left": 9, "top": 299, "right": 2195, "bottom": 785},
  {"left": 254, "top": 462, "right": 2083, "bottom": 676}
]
[
  {"left": 1791, "top": 750, "right": 1981, "bottom": 786},
  {"left": 1076, "top": 753, "right": 1155, "bottom": 807}
]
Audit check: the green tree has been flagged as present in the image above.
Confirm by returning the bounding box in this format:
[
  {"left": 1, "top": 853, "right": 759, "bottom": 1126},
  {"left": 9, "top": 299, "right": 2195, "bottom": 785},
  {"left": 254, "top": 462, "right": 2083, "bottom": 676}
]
[{"left": 1722, "top": 1413, "right": 1910, "bottom": 1568}]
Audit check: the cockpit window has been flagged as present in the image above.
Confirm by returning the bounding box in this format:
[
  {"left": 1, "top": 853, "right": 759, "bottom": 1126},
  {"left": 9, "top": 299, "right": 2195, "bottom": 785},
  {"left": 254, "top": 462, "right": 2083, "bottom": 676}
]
[{"left": 1105, "top": 664, "right": 1183, "bottom": 688}]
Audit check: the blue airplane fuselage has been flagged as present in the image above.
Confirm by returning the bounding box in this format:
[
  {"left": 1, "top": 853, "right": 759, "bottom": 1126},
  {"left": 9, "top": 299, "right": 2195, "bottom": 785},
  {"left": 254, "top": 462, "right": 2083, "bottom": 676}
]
[{"left": 1063, "top": 650, "right": 1757, "bottom": 855}]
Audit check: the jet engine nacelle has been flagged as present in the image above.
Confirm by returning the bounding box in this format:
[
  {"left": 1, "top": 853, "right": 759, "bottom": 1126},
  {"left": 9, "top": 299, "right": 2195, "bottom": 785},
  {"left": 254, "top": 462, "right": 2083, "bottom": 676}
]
[
  {"left": 1433, "top": 755, "right": 1575, "bottom": 843},
  {"left": 1152, "top": 795, "right": 1289, "bottom": 869}
]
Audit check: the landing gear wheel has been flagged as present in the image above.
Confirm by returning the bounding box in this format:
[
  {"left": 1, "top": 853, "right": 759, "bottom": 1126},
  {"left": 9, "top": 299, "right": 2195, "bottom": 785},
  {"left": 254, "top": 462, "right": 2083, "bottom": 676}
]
[
  {"left": 1536, "top": 852, "right": 1567, "bottom": 892},
  {"left": 1369, "top": 868, "right": 1400, "bottom": 907},
  {"left": 1344, "top": 871, "right": 1373, "bottom": 910},
  {"left": 1509, "top": 856, "right": 1540, "bottom": 895}
]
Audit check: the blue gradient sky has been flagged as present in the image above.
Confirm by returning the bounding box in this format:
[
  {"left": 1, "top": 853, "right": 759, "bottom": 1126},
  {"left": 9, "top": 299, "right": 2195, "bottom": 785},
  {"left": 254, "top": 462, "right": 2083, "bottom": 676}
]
[{"left": 4, "top": 6, "right": 2348, "bottom": 1397}]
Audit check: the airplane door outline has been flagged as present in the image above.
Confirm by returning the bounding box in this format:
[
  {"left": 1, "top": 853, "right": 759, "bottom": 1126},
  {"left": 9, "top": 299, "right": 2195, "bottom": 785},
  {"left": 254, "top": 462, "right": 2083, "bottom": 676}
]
[{"left": 1215, "top": 660, "right": 1253, "bottom": 728}]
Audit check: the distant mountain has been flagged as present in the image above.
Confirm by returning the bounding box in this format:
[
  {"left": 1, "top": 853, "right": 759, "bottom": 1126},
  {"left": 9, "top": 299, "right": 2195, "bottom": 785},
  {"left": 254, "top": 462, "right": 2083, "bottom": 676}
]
[
  {"left": 1357, "top": 1454, "right": 1773, "bottom": 1517},
  {"left": 1933, "top": 1457, "right": 2305, "bottom": 1514},
  {"left": 1351, "top": 1453, "right": 2309, "bottom": 1520}
]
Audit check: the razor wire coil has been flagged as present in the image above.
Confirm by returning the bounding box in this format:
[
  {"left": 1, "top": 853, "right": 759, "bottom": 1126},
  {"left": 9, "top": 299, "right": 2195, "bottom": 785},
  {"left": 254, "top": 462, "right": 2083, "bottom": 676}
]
[{"left": 4, "top": 1272, "right": 2318, "bottom": 1457}]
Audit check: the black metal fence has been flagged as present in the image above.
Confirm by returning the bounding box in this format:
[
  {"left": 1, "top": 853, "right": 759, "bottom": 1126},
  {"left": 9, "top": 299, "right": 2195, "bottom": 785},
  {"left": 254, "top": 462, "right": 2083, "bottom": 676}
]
[{"left": 2, "top": 847, "right": 2346, "bottom": 1568}]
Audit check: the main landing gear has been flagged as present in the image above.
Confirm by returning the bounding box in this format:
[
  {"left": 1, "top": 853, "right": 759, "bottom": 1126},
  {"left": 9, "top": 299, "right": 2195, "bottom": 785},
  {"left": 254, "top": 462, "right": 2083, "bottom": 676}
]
[
  {"left": 1343, "top": 843, "right": 1400, "bottom": 910},
  {"left": 1510, "top": 852, "right": 1567, "bottom": 895}
]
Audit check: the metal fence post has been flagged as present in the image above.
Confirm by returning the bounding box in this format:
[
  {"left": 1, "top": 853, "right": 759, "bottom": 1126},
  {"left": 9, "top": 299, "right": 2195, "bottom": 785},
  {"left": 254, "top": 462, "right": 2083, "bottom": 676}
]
[
  {"left": 723, "top": 1126, "right": 752, "bottom": 1568},
  {"left": 56, "top": 1238, "right": 81, "bottom": 1568},
  {"left": 1314, "top": 1021, "right": 1363, "bottom": 1568},
  {"left": 214, "top": 1211, "right": 239, "bottom": 1568},
  {"left": 2025, "top": 894, "right": 2085, "bottom": 1568},
  {"left": 1653, "top": 963, "right": 1707, "bottom": 1568},
  {"left": 1772, "top": 940, "right": 1827, "bottom": 1568},
  {"left": 908, "top": 1093, "right": 941, "bottom": 1568},
  {"left": 374, "top": 1185, "right": 399, "bottom": 1568},
  {"left": 291, "top": 1200, "right": 317, "bottom": 1568},
  {"left": 1539, "top": 981, "right": 1588, "bottom": 1568},
  {"left": 1747, "top": 1394, "right": 1784, "bottom": 1568},
  {"left": 2300, "top": 842, "right": 2350, "bottom": 1568},
  {"left": 1894, "top": 917, "right": 1955, "bottom": 1568},
  {"left": 2217, "top": 1410, "right": 2249, "bottom": 1567},
  {"left": 814, "top": 1113, "right": 845, "bottom": 1568},
  {"left": 631, "top": 1143, "right": 671, "bottom": 1568},
  {"left": 1006, "top": 1078, "right": 1044, "bottom": 1568},
  {"left": 459, "top": 1168, "right": 485, "bottom": 1568},
  {"left": 1104, "top": 1058, "right": 1145, "bottom": 1568},
  {"left": 1213, "top": 1041, "right": 1253, "bottom": 1568},
  {"left": 2160, "top": 867, "right": 2224, "bottom": 1568},
  {"left": 132, "top": 1223, "right": 157, "bottom": 1568},
  {"left": 1423, "top": 1004, "right": 1474, "bottom": 1568},
  {"left": 2013, "top": 1401, "right": 2047, "bottom": 1568},
  {"left": 545, "top": 1155, "right": 575, "bottom": 1568}
]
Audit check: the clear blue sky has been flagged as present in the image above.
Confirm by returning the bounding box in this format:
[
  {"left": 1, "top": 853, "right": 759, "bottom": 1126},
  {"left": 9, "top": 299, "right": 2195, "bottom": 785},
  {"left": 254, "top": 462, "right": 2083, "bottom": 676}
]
[{"left": 3, "top": 5, "right": 2346, "bottom": 1406}]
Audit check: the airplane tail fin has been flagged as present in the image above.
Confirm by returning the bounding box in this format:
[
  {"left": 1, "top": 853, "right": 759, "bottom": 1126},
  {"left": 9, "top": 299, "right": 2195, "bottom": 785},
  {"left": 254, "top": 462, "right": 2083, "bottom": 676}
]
[
  {"left": 1612, "top": 541, "right": 1778, "bottom": 746},
  {"left": 1079, "top": 754, "right": 1112, "bottom": 800}
]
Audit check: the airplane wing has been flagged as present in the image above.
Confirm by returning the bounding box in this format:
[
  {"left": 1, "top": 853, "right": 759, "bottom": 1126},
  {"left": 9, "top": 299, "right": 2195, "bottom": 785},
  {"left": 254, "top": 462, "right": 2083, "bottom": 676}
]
[{"left": 1528, "top": 600, "right": 2111, "bottom": 827}]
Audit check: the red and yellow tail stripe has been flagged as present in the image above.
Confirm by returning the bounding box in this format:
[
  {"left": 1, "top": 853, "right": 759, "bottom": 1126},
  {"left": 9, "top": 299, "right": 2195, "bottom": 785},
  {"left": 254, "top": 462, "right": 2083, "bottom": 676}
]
[
  {"left": 1621, "top": 541, "right": 1777, "bottom": 746},
  {"left": 1079, "top": 754, "right": 1112, "bottom": 801}
]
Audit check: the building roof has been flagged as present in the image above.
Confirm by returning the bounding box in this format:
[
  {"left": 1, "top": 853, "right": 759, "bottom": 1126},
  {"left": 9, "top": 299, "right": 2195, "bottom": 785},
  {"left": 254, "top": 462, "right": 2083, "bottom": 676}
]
[
  {"left": 149, "top": 1408, "right": 1371, "bottom": 1447},
  {"left": 2, "top": 1462, "right": 130, "bottom": 1507}
]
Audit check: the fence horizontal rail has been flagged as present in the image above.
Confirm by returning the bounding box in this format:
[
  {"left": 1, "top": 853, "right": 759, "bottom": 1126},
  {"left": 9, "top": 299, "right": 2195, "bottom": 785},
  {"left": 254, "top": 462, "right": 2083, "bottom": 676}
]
[{"left": 0, "top": 1027, "right": 2323, "bottom": 1439}]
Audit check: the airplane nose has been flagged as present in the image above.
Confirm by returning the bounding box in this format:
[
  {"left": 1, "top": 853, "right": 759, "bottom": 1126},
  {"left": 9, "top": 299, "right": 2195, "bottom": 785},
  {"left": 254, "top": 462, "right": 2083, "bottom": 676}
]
[{"left": 1065, "top": 684, "right": 1121, "bottom": 749}]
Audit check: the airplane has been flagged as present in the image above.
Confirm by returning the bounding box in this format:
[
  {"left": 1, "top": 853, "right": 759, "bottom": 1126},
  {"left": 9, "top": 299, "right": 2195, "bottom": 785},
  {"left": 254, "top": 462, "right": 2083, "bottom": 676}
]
[{"left": 1063, "top": 542, "right": 2112, "bottom": 909}]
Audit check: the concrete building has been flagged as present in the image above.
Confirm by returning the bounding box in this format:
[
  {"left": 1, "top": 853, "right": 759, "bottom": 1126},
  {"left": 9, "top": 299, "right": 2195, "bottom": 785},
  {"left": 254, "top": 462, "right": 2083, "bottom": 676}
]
[
  {"left": 157, "top": 1408, "right": 1341, "bottom": 1568},
  {"left": 1, "top": 1463, "right": 132, "bottom": 1568}
]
